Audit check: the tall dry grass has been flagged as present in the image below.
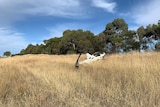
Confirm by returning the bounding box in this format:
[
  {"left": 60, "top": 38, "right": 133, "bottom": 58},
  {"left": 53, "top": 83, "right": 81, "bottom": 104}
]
[{"left": 0, "top": 52, "right": 160, "bottom": 107}]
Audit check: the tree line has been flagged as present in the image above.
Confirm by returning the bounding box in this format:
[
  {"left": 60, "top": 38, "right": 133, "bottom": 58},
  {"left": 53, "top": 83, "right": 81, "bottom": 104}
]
[{"left": 17, "top": 18, "right": 160, "bottom": 55}]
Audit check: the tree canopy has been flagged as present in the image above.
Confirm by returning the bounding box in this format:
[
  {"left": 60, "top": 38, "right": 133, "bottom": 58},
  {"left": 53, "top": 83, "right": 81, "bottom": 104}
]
[
  {"left": 3, "top": 51, "right": 11, "bottom": 57},
  {"left": 17, "top": 18, "right": 160, "bottom": 55}
]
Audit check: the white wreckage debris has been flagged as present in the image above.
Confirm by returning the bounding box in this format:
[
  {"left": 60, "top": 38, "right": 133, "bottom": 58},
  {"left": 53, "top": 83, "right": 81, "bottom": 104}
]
[{"left": 79, "top": 52, "right": 105, "bottom": 64}]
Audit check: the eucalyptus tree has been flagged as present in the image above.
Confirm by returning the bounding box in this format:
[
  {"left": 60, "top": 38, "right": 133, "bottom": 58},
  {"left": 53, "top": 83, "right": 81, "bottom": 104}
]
[
  {"left": 103, "top": 18, "right": 129, "bottom": 53},
  {"left": 59, "top": 29, "right": 95, "bottom": 54}
]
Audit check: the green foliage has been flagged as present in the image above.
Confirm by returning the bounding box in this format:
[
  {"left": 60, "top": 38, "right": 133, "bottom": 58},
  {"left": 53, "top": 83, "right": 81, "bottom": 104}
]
[
  {"left": 44, "top": 37, "right": 61, "bottom": 54},
  {"left": 112, "top": 18, "right": 128, "bottom": 32},
  {"left": 137, "top": 26, "right": 146, "bottom": 39},
  {"left": 19, "top": 30, "right": 96, "bottom": 55},
  {"left": 121, "top": 30, "right": 139, "bottom": 52},
  {"left": 18, "top": 18, "right": 160, "bottom": 55},
  {"left": 155, "top": 43, "right": 160, "bottom": 51},
  {"left": 3, "top": 51, "right": 11, "bottom": 57},
  {"left": 93, "top": 33, "right": 106, "bottom": 52},
  {"left": 59, "top": 29, "right": 95, "bottom": 54},
  {"left": 137, "top": 22, "right": 160, "bottom": 51},
  {"left": 104, "top": 18, "right": 129, "bottom": 53}
]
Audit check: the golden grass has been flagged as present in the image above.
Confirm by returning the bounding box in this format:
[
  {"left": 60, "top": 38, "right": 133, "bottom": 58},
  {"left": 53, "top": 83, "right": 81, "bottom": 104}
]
[{"left": 0, "top": 52, "right": 160, "bottom": 107}]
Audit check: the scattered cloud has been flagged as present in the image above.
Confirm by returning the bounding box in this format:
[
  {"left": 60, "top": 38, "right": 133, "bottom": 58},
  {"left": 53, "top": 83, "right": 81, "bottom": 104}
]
[
  {"left": 91, "top": 0, "right": 117, "bottom": 13},
  {"left": 132, "top": 0, "right": 160, "bottom": 26},
  {"left": 0, "top": 27, "right": 27, "bottom": 55},
  {"left": 0, "top": 0, "right": 87, "bottom": 25},
  {"left": 0, "top": 0, "right": 117, "bottom": 26}
]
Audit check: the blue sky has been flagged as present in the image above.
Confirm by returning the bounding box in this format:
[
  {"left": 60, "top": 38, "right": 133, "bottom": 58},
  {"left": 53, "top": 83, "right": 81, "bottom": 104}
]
[{"left": 0, "top": 0, "right": 160, "bottom": 55}]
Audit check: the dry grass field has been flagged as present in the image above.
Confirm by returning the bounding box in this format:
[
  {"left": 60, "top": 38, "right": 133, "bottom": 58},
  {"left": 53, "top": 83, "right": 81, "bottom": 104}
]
[{"left": 0, "top": 52, "right": 160, "bottom": 107}]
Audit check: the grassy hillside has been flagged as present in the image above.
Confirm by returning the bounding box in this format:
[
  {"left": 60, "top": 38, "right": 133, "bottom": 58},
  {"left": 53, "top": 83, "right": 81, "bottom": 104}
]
[{"left": 0, "top": 52, "right": 160, "bottom": 107}]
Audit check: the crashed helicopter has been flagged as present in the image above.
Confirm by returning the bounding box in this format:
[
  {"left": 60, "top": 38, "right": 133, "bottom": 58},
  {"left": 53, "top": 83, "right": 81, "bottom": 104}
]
[
  {"left": 75, "top": 52, "right": 106, "bottom": 68},
  {"left": 68, "top": 40, "right": 106, "bottom": 68}
]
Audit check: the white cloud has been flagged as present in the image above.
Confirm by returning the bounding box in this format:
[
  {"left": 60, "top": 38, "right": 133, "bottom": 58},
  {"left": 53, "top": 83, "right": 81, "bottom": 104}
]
[
  {"left": 0, "top": 27, "right": 27, "bottom": 56},
  {"left": 91, "top": 0, "right": 116, "bottom": 13},
  {"left": 132, "top": 0, "right": 160, "bottom": 26},
  {"left": 0, "top": 0, "right": 87, "bottom": 25},
  {"left": 22, "top": 0, "right": 81, "bottom": 16}
]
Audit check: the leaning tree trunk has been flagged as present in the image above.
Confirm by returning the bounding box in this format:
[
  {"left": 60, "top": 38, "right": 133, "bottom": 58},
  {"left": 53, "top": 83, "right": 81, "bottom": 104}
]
[{"left": 75, "top": 53, "right": 81, "bottom": 69}]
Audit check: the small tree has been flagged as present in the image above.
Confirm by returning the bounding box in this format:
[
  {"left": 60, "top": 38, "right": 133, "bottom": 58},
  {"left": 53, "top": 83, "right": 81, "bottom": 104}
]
[{"left": 3, "top": 51, "right": 11, "bottom": 57}]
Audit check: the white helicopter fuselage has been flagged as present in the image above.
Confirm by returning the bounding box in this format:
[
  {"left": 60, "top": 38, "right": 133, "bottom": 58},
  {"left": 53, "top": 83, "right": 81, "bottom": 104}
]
[{"left": 80, "top": 52, "right": 105, "bottom": 64}]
